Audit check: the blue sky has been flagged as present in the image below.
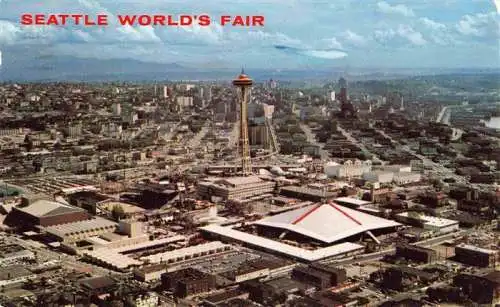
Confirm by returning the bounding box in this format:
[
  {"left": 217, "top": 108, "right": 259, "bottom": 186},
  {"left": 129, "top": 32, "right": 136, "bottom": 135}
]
[{"left": 0, "top": 0, "right": 498, "bottom": 69}]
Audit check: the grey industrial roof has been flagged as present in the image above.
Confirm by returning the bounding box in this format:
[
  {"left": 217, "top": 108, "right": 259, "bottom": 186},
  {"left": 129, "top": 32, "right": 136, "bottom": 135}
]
[
  {"left": 45, "top": 217, "right": 117, "bottom": 236},
  {"left": 15, "top": 199, "right": 84, "bottom": 218}
]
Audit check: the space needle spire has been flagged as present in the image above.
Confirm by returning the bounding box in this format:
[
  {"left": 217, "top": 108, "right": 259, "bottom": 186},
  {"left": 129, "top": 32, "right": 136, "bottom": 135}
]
[{"left": 233, "top": 69, "right": 253, "bottom": 176}]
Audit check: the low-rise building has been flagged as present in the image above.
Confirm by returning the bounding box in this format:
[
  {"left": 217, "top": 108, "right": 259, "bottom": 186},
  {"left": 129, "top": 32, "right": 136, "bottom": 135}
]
[
  {"left": 382, "top": 267, "right": 439, "bottom": 291},
  {"left": 279, "top": 186, "right": 335, "bottom": 202},
  {"left": 324, "top": 160, "right": 372, "bottom": 178},
  {"left": 363, "top": 171, "right": 394, "bottom": 184},
  {"left": 198, "top": 176, "right": 275, "bottom": 201},
  {"left": 455, "top": 244, "right": 498, "bottom": 268},
  {"left": 395, "top": 244, "right": 437, "bottom": 263},
  {"left": 45, "top": 217, "right": 118, "bottom": 243},
  {"left": 453, "top": 271, "right": 500, "bottom": 306},
  {"left": 161, "top": 268, "right": 216, "bottom": 298},
  {"left": 126, "top": 292, "right": 159, "bottom": 307},
  {"left": 134, "top": 264, "right": 167, "bottom": 282},
  {"left": 393, "top": 172, "right": 421, "bottom": 185},
  {"left": 0, "top": 244, "right": 35, "bottom": 265},
  {"left": 5, "top": 198, "right": 90, "bottom": 228},
  {"left": 395, "top": 212, "right": 459, "bottom": 234},
  {"left": 0, "top": 265, "right": 36, "bottom": 287}
]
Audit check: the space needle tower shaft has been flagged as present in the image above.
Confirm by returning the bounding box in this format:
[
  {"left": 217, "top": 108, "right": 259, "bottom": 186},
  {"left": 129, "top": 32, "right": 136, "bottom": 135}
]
[{"left": 233, "top": 69, "right": 253, "bottom": 176}]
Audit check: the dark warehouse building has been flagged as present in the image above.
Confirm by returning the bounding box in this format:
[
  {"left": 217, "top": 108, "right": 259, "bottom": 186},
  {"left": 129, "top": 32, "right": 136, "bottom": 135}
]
[
  {"left": 5, "top": 198, "right": 89, "bottom": 228},
  {"left": 161, "top": 268, "right": 215, "bottom": 298}
]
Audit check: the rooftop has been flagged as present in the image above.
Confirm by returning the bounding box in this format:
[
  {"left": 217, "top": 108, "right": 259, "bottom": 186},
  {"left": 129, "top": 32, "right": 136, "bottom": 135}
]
[
  {"left": 397, "top": 212, "right": 458, "bottom": 228},
  {"left": 456, "top": 243, "right": 498, "bottom": 255},
  {"left": 254, "top": 202, "right": 401, "bottom": 243},
  {"left": 334, "top": 197, "right": 372, "bottom": 207},
  {"left": 45, "top": 217, "right": 117, "bottom": 236},
  {"left": 216, "top": 176, "right": 264, "bottom": 187},
  {"left": 79, "top": 276, "right": 116, "bottom": 290},
  {"left": 0, "top": 265, "right": 33, "bottom": 280},
  {"left": 83, "top": 249, "right": 142, "bottom": 269},
  {"left": 16, "top": 199, "right": 85, "bottom": 218},
  {"left": 141, "top": 241, "right": 230, "bottom": 264},
  {"left": 200, "top": 224, "right": 364, "bottom": 262}
]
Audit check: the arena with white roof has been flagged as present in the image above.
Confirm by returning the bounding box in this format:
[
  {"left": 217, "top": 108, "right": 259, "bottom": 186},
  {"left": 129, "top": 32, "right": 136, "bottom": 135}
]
[
  {"left": 254, "top": 202, "right": 401, "bottom": 244},
  {"left": 200, "top": 202, "right": 402, "bottom": 262}
]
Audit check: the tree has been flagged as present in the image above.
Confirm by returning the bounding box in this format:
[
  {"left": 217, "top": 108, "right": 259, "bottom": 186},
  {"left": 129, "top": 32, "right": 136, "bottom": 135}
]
[{"left": 111, "top": 204, "right": 125, "bottom": 221}]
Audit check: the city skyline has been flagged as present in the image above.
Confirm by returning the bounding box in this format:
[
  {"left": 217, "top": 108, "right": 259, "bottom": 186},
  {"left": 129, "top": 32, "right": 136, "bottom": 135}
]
[{"left": 0, "top": 0, "right": 498, "bottom": 79}]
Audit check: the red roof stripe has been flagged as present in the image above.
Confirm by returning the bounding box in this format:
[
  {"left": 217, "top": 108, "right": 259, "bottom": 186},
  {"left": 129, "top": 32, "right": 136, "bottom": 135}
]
[
  {"left": 291, "top": 204, "right": 322, "bottom": 225},
  {"left": 329, "top": 203, "right": 362, "bottom": 225}
]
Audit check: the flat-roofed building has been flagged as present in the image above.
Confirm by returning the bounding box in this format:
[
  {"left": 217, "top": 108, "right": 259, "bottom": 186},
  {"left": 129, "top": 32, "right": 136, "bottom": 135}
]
[
  {"left": 280, "top": 186, "right": 335, "bottom": 202},
  {"left": 292, "top": 265, "right": 332, "bottom": 290},
  {"left": 395, "top": 244, "right": 437, "bottom": 263},
  {"left": 380, "top": 165, "right": 412, "bottom": 173},
  {"left": 82, "top": 249, "right": 142, "bottom": 271},
  {"left": 80, "top": 235, "right": 186, "bottom": 271},
  {"left": 324, "top": 160, "right": 372, "bottom": 178},
  {"left": 134, "top": 264, "right": 167, "bottom": 282},
  {"left": 198, "top": 176, "right": 275, "bottom": 201},
  {"left": 222, "top": 259, "right": 284, "bottom": 284},
  {"left": 45, "top": 217, "right": 117, "bottom": 243},
  {"left": 455, "top": 244, "right": 498, "bottom": 268},
  {"left": 140, "top": 241, "right": 232, "bottom": 264},
  {"left": 395, "top": 212, "right": 459, "bottom": 234},
  {"left": 5, "top": 198, "right": 89, "bottom": 228},
  {"left": 0, "top": 265, "right": 36, "bottom": 287},
  {"left": 453, "top": 271, "right": 500, "bottom": 306},
  {"left": 363, "top": 171, "right": 394, "bottom": 184},
  {"left": 393, "top": 172, "right": 421, "bottom": 185},
  {"left": 161, "top": 268, "right": 216, "bottom": 298},
  {"left": 334, "top": 197, "right": 371, "bottom": 209},
  {"left": 0, "top": 244, "right": 35, "bottom": 265}
]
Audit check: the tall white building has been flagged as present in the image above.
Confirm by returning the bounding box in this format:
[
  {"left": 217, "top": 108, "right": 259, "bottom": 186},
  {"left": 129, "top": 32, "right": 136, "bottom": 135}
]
[
  {"left": 325, "top": 160, "right": 372, "bottom": 178},
  {"left": 176, "top": 96, "right": 194, "bottom": 108},
  {"left": 112, "top": 103, "right": 121, "bottom": 116},
  {"left": 330, "top": 91, "right": 336, "bottom": 101}
]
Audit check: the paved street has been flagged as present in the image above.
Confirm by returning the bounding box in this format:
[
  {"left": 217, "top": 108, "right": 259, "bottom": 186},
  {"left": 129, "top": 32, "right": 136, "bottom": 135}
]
[
  {"left": 375, "top": 128, "right": 466, "bottom": 184},
  {"left": 300, "top": 124, "right": 330, "bottom": 160},
  {"left": 337, "top": 125, "right": 383, "bottom": 164},
  {"left": 187, "top": 120, "right": 210, "bottom": 149}
]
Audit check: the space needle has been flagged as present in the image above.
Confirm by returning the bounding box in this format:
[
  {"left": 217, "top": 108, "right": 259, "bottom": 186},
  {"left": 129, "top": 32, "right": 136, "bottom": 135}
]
[{"left": 233, "top": 69, "right": 253, "bottom": 176}]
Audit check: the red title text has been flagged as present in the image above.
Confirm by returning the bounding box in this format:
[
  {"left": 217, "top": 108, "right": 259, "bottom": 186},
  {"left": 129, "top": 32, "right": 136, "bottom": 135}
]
[{"left": 20, "top": 14, "right": 265, "bottom": 27}]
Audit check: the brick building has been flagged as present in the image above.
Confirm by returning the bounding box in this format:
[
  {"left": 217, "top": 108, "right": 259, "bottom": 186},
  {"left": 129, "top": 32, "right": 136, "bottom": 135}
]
[{"left": 161, "top": 268, "right": 215, "bottom": 298}]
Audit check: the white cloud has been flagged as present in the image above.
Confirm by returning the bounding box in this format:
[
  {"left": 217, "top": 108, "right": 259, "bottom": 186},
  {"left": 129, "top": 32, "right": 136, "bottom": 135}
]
[
  {"left": 240, "top": 30, "right": 302, "bottom": 47},
  {"left": 0, "top": 21, "right": 20, "bottom": 44},
  {"left": 418, "top": 18, "right": 458, "bottom": 45},
  {"left": 456, "top": 12, "right": 499, "bottom": 38},
  {"left": 177, "top": 22, "right": 224, "bottom": 45},
  {"left": 374, "top": 25, "right": 426, "bottom": 46},
  {"left": 374, "top": 28, "right": 396, "bottom": 43},
  {"left": 376, "top": 1, "right": 415, "bottom": 17},
  {"left": 341, "top": 30, "right": 367, "bottom": 46},
  {"left": 320, "top": 37, "right": 343, "bottom": 49},
  {"left": 398, "top": 25, "right": 427, "bottom": 45},
  {"left": 420, "top": 17, "right": 446, "bottom": 30},
  {"left": 305, "top": 49, "right": 347, "bottom": 59},
  {"left": 76, "top": 0, "right": 161, "bottom": 43}
]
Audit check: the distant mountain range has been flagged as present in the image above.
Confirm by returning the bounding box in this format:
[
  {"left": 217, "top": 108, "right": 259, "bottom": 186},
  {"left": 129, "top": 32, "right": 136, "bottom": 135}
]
[{"left": 0, "top": 51, "right": 498, "bottom": 82}]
